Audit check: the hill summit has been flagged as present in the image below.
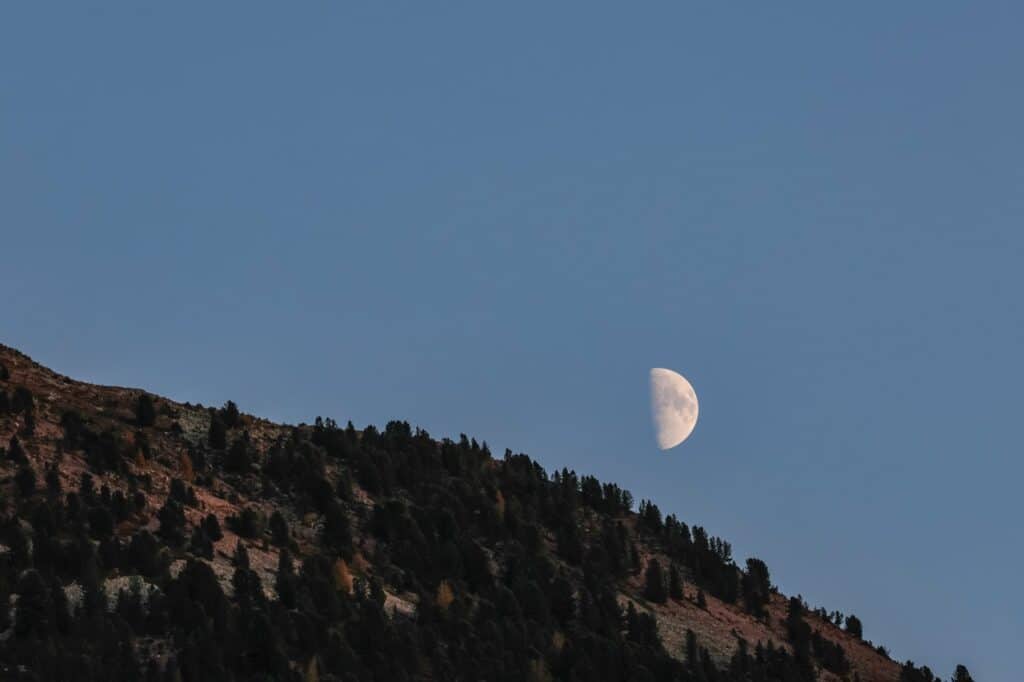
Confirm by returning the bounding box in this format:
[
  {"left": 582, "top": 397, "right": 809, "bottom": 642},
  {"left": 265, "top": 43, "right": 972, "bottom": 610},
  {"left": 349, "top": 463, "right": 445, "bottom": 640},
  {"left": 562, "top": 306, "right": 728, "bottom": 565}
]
[{"left": 0, "top": 344, "right": 964, "bottom": 681}]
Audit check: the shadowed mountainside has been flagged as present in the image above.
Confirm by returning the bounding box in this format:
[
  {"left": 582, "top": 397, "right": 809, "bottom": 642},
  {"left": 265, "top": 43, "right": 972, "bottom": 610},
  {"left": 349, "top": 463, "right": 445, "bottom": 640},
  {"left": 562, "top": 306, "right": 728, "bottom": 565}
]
[{"left": 0, "top": 344, "right": 958, "bottom": 682}]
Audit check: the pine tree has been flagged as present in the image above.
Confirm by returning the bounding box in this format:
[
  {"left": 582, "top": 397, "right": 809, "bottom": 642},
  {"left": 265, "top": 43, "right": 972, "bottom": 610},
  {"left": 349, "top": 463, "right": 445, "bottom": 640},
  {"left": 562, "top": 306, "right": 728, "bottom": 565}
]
[
  {"left": 786, "top": 596, "right": 814, "bottom": 680},
  {"left": 7, "top": 435, "right": 26, "bottom": 463},
  {"left": 208, "top": 412, "right": 227, "bottom": 449},
  {"left": 669, "top": 563, "right": 684, "bottom": 600},
  {"left": 742, "top": 557, "right": 771, "bottom": 618},
  {"left": 203, "top": 513, "right": 223, "bottom": 541},
  {"left": 322, "top": 501, "right": 352, "bottom": 557},
  {"left": 45, "top": 464, "right": 61, "bottom": 497},
  {"left": 221, "top": 400, "right": 241, "bottom": 428},
  {"left": 189, "top": 526, "right": 213, "bottom": 559},
  {"left": 14, "top": 570, "right": 51, "bottom": 637},
  {"left": 275, "top": 549, "right": 297, "bottom": 608},
  {"left": 951, "top": 664, "right": 974, "bottom": 682},
  {"left": 11, "top": 386, "right": 33, "bottom": 414},
  {"left": 269, "top": 510, "right": 290, "bottom": 547},
  {"left": 225, "top": 433, "right": 251, "bottom": 472},
  {"left": 15, "top": 464, "right": 36, "bottom": 497},
  {"left": 136, "top": 394, "right": 156, "bottom": 427},
  {"left": 685, "top": 629, "right": 699, "bottom": 669},
  {"left": 845, "top": 613, "right": 863, "bottom": 638},
  {"left": 233, "top": 541, "right": 250, "bottom": 569},
  {"left": 157, "top": 499, "right": 186, "bottom": 546},
  {"left": 643, "top": 558, "right": 667, "bottom": 603}
]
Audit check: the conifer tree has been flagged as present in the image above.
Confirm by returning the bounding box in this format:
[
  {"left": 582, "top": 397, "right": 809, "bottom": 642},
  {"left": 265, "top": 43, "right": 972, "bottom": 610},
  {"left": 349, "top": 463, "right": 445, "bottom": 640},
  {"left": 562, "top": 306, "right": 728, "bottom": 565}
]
[
  {"left": 951, "top": 664, "right": 974, "bottom": 682},
  {"left": 225, "top": 432, "right": 251, "bottom": 472},
  {"left": 845, "top": 613, "right": 863, "bottom": 638},
  {"left": 269, "top": 510, "right": 289, "bottom": 547},
  {"left": 203, "top": 513, "right": 223, "bottom": 542},
  {"left": 669, "top": 563, "right": 684, "bottom": 600},
  {"left": 644, "top": 558, "right": 667, "bottom": 603},
  {"left": 742, "top": 557, "right": 771, "bottom": 618},
  {"left": 208, "top": 412, "right": 227, "bottom": 449},
  {"left": 275, "top": 548, "right": 297, "bottom": 608},
  {"left": 136, "top": 394, "right": 156, "bottom": 427},
  {"left": 221, "top": 400, "right": 241, "bottom": 428},
  {"left": 7, "top": 435, "right": 26, "bottom": 463},
  {"left": 15, "top": 464, "right": 35, "bottom": 497}
]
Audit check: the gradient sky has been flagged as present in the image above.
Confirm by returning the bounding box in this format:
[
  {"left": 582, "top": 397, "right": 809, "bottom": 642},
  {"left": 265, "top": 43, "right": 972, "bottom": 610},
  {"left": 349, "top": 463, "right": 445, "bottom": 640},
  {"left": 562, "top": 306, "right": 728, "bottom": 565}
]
[{"left": 3, "top": 4, "right": 1021, "bottom": 679}]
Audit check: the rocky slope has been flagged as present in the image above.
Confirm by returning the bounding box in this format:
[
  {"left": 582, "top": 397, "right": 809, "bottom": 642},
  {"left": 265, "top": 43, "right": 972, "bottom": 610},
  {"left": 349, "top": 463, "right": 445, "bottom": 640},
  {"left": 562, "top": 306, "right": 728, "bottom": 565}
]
[{"left": 0, "top": 344, "right": 930, "bottom": 681}]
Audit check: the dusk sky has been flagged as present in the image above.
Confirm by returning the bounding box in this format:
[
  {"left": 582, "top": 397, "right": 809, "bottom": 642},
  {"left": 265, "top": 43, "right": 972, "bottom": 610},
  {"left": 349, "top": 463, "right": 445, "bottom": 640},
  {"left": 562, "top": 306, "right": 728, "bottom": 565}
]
[{"left": 3, "top": 5, "right": 1021, "bottom": 678}]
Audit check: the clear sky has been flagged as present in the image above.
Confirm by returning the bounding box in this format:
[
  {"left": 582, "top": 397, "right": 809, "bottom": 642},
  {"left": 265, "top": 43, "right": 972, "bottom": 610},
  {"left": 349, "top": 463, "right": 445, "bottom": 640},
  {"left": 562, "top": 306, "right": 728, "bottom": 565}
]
[{"left": 3, "top": 4, "right": 1021, "bottom": 678}]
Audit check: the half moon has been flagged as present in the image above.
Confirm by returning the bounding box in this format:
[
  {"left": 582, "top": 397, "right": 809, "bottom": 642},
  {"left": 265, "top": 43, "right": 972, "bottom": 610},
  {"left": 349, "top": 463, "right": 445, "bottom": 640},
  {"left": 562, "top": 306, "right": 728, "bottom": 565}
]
[{"left": 650, "top": 368, "right": 699, "bottom": 450}]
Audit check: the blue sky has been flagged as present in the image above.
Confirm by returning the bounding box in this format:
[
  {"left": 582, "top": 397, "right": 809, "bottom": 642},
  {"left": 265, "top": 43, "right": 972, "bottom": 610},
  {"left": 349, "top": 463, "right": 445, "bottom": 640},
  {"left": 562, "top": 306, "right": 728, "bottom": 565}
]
[{"left": 3, "top": 4, "right": 1021, "bottom": 678}]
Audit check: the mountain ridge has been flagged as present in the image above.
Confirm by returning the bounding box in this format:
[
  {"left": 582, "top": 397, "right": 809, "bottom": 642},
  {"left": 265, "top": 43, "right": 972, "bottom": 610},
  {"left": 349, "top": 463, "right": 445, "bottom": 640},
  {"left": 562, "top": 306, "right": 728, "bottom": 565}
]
[{"left": 0, "top": 344, "right": 957, "bottom": 682}]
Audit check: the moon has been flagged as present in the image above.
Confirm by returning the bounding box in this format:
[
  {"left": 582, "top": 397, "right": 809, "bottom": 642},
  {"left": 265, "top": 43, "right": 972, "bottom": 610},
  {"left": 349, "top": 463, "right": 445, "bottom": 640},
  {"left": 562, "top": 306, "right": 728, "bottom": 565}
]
[{"left": 650, "top": 368, "right": 699, "bottom": 450}]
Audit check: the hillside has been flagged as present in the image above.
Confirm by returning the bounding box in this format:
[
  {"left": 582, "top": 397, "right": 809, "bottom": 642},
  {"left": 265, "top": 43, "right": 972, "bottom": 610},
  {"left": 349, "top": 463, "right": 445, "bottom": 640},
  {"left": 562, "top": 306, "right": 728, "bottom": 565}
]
[{"left": 0, "top": 344, "right": 957, "bottom": 682}]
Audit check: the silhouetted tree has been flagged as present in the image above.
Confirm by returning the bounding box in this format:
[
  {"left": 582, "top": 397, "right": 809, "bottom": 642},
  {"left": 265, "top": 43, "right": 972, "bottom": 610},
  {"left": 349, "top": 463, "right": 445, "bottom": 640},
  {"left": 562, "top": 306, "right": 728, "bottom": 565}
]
[
  {"left": 88, "top": 505, "right": 114, "bottom": 540},
  {"left": 742, "top": 557, "right": 771, "bottom": 618},
  {"left": 45, "top": 464, "right": 61, "bottom": 497},
  {"left": 786, "top": 596, "right": 815, "bottom": 681},
  {"left": 208, "top": 412, "right": 227, "bottom": 449},
  {"left": 202, "top": 513, "right": 223, "bottom": 541},
  {"left": 845, "top": 613, "right": 863, "bottom": 639},
  {"left": 14, "top": 570, "right": 51, "bottom": 638},
  {"left": 7, "top": 435, "right": 26, "bottom": 463},
  {"left": 228, "top": 507, "right": 264, "bottom": 539},
  {"left": 157, "top": 499, "right": 187, "bottom": 546},
  {"left": 685, "top": 629, "right": 699, "bottom": 669},
  {"left": 11, "top": 386, "right": 34, "bottom": 414},
  {"left": 669, "top": 563, "right": 684, "bottom": 600},
  {"left": 951, "top": 664, "right": 974, "bottom": 682},
  {"left": 322, "top": 501, "right": 352, "bottom": 557},
  {"left": 126, "top": 531, "right": 161, "bottom": 577},
  {"left": 275, "top": 548, "right": 297, "bottom": 609},
  {"left": 644, "top": 558, "right": 667, "bottom": 603},
  {"left": 221, "top": 400, "right": 241, "bottom": 428},
  {"left": 15, "top": 464, "right": 36, "bottom": 497},
  {"left": 269, "top": 510, "right": 289, "bottom": 547},
  {"left": 225, "top": 432, "right": 252, "bottom": 472},
  {"left": 136, "top": 394, "right": 156, "bottom": 427},
  {"left": 189, "top": 526, "right": 213, "bottom": 559}
]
